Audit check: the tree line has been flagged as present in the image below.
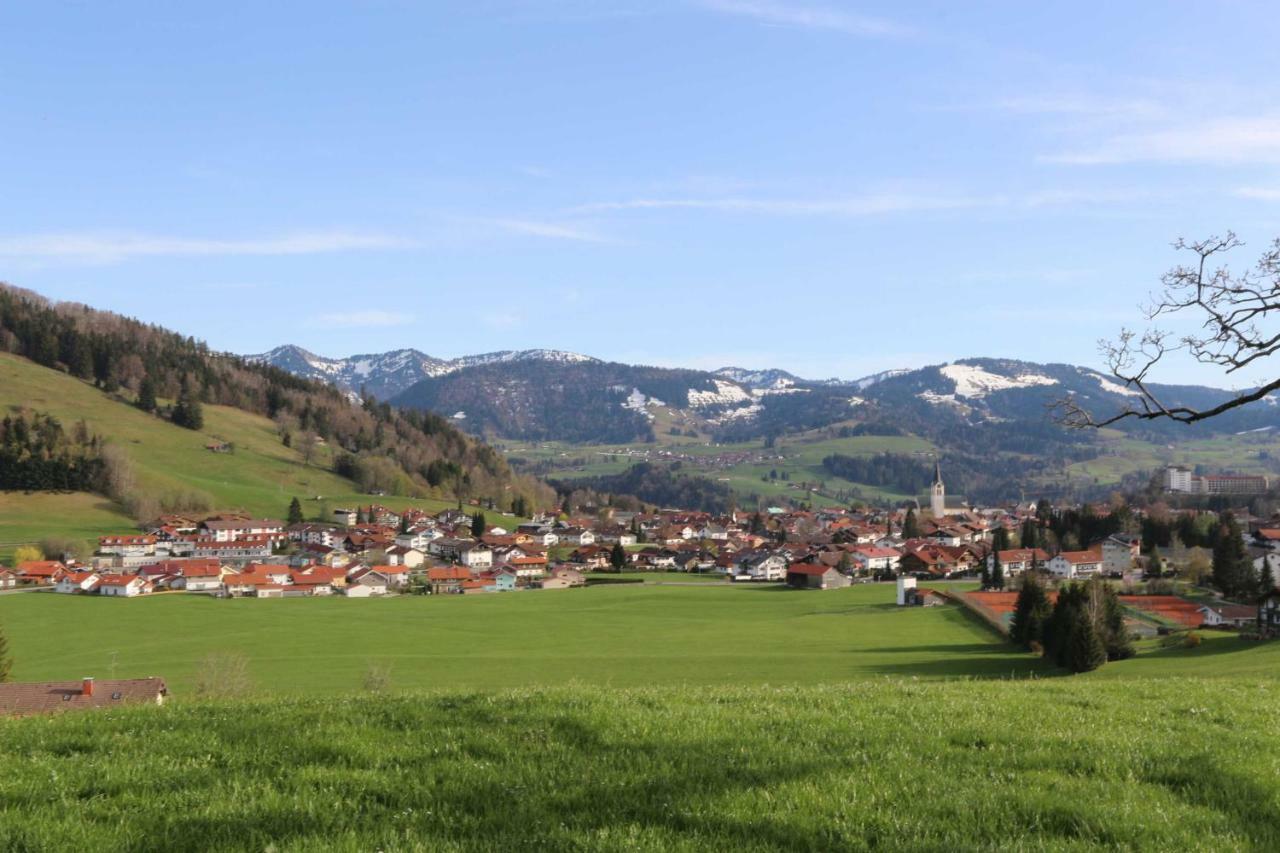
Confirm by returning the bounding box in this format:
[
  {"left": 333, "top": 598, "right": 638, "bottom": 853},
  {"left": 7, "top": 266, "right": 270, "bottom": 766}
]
[{"left": 0, "top": 284, "right": 553, "bottom": 515}]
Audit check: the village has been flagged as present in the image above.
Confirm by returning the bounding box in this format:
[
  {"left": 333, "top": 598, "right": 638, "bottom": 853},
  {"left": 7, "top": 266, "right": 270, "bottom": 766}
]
[{"left": 4, "top": 464, "right": 1278, "bottom": 635}]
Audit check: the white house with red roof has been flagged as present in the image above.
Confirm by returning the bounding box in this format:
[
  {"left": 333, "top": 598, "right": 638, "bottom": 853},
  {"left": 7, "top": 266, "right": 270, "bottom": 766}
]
[
  {"left": 55, "top": 571, "right": 100, "bottom": 594},
  {"left": 850, "top": 546, "right": 901, "bottom": 574},
  {"left": 1046, "top": 549, "right": 1104, "bottom": 579},
  {"left": 97, "top": 574, "right": 151, "bottom": 597}
]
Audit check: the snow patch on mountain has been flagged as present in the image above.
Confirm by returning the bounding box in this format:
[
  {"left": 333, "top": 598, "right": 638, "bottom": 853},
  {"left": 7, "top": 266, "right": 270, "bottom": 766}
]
[
  {"left": 706, "top": 403, "right": 764, "bottom": 425},
  {"left": 941, "top": 363, "right": 1057, "bottom": 398},
  {"left": 687, "top": 380, "right": 753, "bottom": 408},
  {"left": 849, "top": 368, "right": 910, "bottom": 391},
  {"left": 1092, "top": 373, "right": 1143, "bottom": 398}
]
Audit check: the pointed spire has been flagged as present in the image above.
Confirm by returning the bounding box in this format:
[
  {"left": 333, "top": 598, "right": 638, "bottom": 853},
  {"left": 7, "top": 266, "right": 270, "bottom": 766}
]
[{"left": 933, "top": 459, "right": 943, "bottom": 487}]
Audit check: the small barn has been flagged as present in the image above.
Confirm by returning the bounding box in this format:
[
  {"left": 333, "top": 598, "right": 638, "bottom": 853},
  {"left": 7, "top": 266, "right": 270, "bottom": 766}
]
[{"left": 786, "top": 563, "right": 850, "bottom": 590}]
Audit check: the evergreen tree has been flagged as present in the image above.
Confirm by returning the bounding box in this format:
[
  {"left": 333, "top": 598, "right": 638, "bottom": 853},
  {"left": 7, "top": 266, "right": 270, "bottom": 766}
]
[
  {"left": 902, "top": 508, "right": 920, "bottom": 539},
  {"left": 992, "top": 526, "right": 1011, "bottom": 552},
  {"left": 287, "top": 497, "right": 304, "bottom": 525},
  {"left": 1010, "top": 573, "right": 1051, "bottom": 649},
  {"left": 990, "top": 551, "right": 1005, "bottom": 590},
  {"left": 1021, "top": 518, "right": 1039, "bottom": 550},
  {"left": 1066, "top": 605, "right": 1107, "bottom": 673},
  {"left": 171, "top": 380, "right": 204, "bottom": 430},
  {"left": 1100, "top": 581, "right": 1135, "bottom": 661},
  {"left": 1212, "top": 512, "right": 1255, "bottom": 599},
  {"left": 471, "top": 512, "right": 486, "bottom": 538},
  {"left": 0, "top": 622, "right": 10, "bottom": 682},
  {"left": 610, "top": 542, "right": 626, "bottom": 570},
  {"left": 1261, "top": 559, "right": 1277, "bottom": 596},
  {"left": 1043, "top": 582, "right": 1084, "bottom": 667},
  {"left": 980, "top": 561, "right": 991, "bottom": 589},
  {"left": 137, "top": 375, "right": 157, "bottom": 413}
]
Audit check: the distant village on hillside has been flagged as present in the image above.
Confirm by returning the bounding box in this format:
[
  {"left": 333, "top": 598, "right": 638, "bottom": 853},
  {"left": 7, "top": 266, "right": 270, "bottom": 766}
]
[{"left": 6, "top": 463, "right": 1280, "bottom": 636}]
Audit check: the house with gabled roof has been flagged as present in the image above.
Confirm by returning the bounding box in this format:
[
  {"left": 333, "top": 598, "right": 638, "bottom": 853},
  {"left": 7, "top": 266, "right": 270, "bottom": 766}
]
[
  {"left": 97, "top": 574, "right": 151, "bottom": 597},
  {"left": 16, "top": 560, "right": 67, "bottom": 585},
  {"left": 785, "top": 562, "right": 850, "bottom": 590},
  {"left": 55, "top": 571, "right": 100, "bottom": 594},
  {"left": 0, "top": 677, "right": 168, "bottom": 716}
]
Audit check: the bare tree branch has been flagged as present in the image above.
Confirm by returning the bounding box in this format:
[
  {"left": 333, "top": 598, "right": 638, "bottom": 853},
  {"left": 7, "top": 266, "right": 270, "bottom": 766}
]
[{"left": 1055, "top": 232, "right": 1280, "bottom": 428}]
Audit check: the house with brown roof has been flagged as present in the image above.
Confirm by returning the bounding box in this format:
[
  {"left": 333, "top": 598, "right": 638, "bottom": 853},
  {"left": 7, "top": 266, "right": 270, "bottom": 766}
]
[
  {"left": 785, "top": 563, "right": 851, "bottom": 590},
  {"left": 426, "top": 565, "right": 472, "bottom": 594},
  {"left": 1198, "top": 603, "right": 1257, "bottom": 628},
  {"left": 0, "top": 677, "right": 168, "bottom": 716}
]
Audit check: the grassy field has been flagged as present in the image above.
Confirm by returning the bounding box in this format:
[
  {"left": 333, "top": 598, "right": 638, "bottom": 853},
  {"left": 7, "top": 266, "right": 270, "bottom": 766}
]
[
  {"left": 4, "top": 583, "right": 1276, "bottom": 699},
  {"left": 2, "top": 679, "right": 1278, "bottom": 850},
  {"left": 0, "top": 492, "right": 135, "bottom": 557},
  {"left": 0, "top": 584, "right": 1054, "bottom": 696},
  {"left": 4, "top": 584, "right": 1279, "bottom": 848},
  {"left": 0, "top": 353, "right": 482, "bottom": 561}
]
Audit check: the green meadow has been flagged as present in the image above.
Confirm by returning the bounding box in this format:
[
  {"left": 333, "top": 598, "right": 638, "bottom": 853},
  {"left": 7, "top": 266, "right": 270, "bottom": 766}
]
[
  {"left": 0, "top": 583, "right": 1053, "bottom": 695},
  {"left": 3, "top": 583, "right": 1280, "bottom": 849},
  {"left": 3, "top": 583, "right": 1275, "bottom": 698}
]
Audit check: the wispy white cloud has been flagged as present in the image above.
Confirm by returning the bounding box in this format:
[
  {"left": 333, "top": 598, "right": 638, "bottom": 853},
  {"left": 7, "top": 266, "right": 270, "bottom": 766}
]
[
  {"left": 489, "top": 218, "right": 612, "bottom": 243},
  {"left": 481, "top": 311, "right": 523, "bottom": 330},
  {"left": 696, "top": 0, "right": 913, "bottom": 38},
  {"left": 574, "top": 188, "right": 1146, "bottom": 218},
  {"left": 993, "top": 94, "right": 1168, "bottom": 120},
  {"left": 309, "top": 310, "right": 415, "bottom": 329},
  {"left": 575, "top": 193, "right": 991, "bottom": 217},
  {"left": 1042, "top": 117, "right": 1280, "bottom": 166},
  {"left": 0, "top": 230, "right": 417, "bottom": 263},
  {"left": 1236, "top": 186, "right": 1280, "bottom": 201}
]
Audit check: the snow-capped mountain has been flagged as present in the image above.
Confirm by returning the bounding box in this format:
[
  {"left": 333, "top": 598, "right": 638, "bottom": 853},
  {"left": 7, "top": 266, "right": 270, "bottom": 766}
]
[
  {"left": 714, "top": 367, "right": 804, "bottom": 391},
  {"left": 247, "top": 345, "right": 598, "bottom": 400},
  {"left": 251, "top": 345, "right": 1275, "bottom": 447},
  {"left": 849, "top": 368, "right": 911, "bottom": 391}
]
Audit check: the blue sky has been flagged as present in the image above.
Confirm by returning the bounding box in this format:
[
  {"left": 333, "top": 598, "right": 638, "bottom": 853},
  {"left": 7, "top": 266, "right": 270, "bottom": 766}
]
[{"left": 3, "top": 1, "right": 1280, "bottom": 388}]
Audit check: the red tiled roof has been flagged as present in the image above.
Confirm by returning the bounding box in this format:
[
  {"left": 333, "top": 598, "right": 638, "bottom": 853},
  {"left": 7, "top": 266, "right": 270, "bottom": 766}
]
[{"left": 0, "top": 678, "right": 167, "bottom": 716}]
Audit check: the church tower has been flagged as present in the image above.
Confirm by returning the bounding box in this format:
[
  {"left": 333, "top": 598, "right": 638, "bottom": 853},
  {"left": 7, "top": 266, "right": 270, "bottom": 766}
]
[{"left": 930, "top": 460, "right": 946, "bottom": 518}]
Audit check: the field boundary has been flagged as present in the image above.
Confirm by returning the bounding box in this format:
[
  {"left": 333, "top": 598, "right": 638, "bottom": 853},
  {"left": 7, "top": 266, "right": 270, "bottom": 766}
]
[{"left": 945, "top": 589, "right": 1010, "bottom": 637}]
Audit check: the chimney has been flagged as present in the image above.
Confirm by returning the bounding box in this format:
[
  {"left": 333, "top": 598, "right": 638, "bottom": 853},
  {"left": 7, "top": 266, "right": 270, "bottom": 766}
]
[{"left": 82, "top": 677, "right": 94, "bottom": 697}]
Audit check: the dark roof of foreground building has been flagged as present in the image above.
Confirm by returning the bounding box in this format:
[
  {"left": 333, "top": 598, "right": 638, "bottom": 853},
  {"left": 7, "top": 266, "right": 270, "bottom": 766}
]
[{"left": 0, "top": 677, "right": 168, "bottom": 716}]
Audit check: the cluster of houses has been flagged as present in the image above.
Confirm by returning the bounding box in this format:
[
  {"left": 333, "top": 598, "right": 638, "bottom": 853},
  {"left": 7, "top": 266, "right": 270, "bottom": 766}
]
[
  {"left": 0, "top": 488, "right": 1147, "bottom": 601},
  {"left": 8, "top": 459, "right": 1280, "bottom": 606}
]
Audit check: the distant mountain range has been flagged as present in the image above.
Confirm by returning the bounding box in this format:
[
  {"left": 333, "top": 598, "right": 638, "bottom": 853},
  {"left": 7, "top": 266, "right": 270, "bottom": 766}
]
[
  {"left": 248, "top": 346, "right": 1278, "bottom": 450},
  {"left": 246, "top": 345, "right": 599, "bottom": 400}
]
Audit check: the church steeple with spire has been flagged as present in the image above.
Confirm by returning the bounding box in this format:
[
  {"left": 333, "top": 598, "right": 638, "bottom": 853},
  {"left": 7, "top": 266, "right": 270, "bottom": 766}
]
[{"left": 930, "top": 459, "right": 946, "bottom": 518}]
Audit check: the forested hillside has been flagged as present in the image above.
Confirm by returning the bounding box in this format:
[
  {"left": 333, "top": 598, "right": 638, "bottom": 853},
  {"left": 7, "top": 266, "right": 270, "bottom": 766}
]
[{"left": 0, "top": 284, "right": 552, "bottom": 520}]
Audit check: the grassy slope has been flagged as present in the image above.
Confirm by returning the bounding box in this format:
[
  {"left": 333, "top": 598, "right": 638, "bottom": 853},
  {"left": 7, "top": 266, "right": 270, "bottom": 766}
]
[
  {"left": 2, "top": 679, "right": 1278, "bottom": 850},
  {"left": 0, "top": 352, "right": 472, "bottom": 560},
  {"left": 0, "top": 584, "right": 1052, "bottom": 696}
]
